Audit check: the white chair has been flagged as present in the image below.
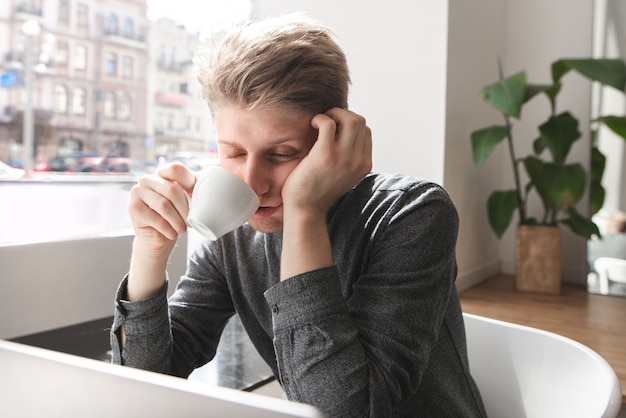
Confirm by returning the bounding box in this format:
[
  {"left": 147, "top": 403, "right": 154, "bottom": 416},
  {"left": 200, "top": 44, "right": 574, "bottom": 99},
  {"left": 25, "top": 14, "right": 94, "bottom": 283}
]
[
  {"left": 594, "top": 257, "right": 626, "bottom": 295},
  {"left": 463, "top": 313, "right": 622, "bottom": 418}
]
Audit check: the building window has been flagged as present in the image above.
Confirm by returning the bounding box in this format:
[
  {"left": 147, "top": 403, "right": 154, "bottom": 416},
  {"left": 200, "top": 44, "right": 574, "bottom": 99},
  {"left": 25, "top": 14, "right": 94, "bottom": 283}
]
[
  {"left": 122, "top": 56, "right": 133, "bottom": 79},
  {"left": 117, "top": 92, "right": 131, "bottom": 120},
  {"left": 155, "top": 112, "right": 163, "bottom": 131},
  {"left": 105, "top": 52, "right": 117, "bottom": 76},
  {"left": 77, "top": 3, "right": 88, "bottom": 28},
  {"left": 58, "top": 137, "right": 83, "bottom": 155},
  {"left": 71, "top": 87, "right": 86, "bottom": 115},
  {"left": 170, "top": 46, "right": 176, "bottom": 65},
  {"left": 58, "top": 0, "right": 70, "bottom": 23},
  {"left": 16, "top": 0, "right": 42, "bottom": 15},
  {"left": 159, "top": 45, "right": 166, "bottom": 64},
  {"left": 104, "top": 91, "right": 116, "bottom": 119},
  {"left": 73, "top": 44, "right": 87, "bottom": 70},
  {"left": 55, "top": 41, "right": 69, "bottom": 67},
  {"left": 53, "top": 84, "right": 68, "bottom": 114},
  {"left": 123, "top": 17, "right": 134, "bottom": 37},
  {"left": 106, "top": 13, "right": 118, "bottom": 34}
]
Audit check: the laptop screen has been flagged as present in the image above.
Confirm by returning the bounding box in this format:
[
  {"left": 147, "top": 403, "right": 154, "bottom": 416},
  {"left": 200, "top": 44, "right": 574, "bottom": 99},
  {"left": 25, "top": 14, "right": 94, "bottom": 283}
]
[{"left": 0, "top": 339, "right": 323, "bottom": 417}]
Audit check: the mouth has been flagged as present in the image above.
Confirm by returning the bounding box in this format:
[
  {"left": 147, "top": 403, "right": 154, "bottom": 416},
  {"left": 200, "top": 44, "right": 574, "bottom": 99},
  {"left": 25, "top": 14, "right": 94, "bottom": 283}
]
[{"left": 252, "top": 204, "right": 282, "bottom": 219}]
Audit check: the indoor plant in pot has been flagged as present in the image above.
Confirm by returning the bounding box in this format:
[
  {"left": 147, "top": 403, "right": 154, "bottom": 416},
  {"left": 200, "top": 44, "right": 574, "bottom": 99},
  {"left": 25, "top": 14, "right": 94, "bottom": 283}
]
[{"left": 471, "top": 58, "right": 626, "bottom": 294}]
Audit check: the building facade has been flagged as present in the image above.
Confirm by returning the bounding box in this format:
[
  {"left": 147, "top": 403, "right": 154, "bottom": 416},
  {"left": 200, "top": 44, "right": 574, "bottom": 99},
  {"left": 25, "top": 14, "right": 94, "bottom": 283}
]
[
  {"left": 147, "top": 18, "right": 215, "bottom": 163},
  {"left": 0, "top": 0, "right": 214, "bottom": 167}
]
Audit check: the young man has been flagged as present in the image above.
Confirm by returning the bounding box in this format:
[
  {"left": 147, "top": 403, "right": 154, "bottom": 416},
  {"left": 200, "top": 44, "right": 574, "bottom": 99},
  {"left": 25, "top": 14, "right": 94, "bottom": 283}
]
[{"left": 111, "top": 14, "right": 486, "bottom": 417}]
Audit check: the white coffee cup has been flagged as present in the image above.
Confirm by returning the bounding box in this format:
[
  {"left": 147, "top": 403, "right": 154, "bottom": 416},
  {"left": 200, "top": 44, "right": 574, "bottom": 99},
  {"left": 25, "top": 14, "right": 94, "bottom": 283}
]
[{"left": 187, "top": 166, "right": 259, "bottom": 240}]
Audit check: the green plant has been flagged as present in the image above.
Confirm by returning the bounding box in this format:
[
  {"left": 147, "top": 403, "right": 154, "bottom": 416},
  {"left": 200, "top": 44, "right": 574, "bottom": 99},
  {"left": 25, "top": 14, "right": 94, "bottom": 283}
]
[
  {"left": 590, "top": 113, "right": 626, "bottom": 214},
  {"left": 471, "top": 58, "right": 626, "bottom": 240}
]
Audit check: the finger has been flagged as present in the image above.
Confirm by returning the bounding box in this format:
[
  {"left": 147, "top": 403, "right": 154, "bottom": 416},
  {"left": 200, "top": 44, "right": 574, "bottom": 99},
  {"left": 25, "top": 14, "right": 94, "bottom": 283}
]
[
  {"left": 325, "top": 108, "right": 366, "bottom": 151},
  {"left": 157, "top": 162, "right": 197, "bottom": 195},
  {"left": 356, "top": 123, "right": 373, "bottom": 173},
  {"left": 310, "top": 113, "right": 338, "bottom": 151},
  {"left": 134, "top": 177, "right": 189, "bottom": 235},
  {"left": 129, "top": 186, "right": 182, "bottom": 240},
  {"left": 134, "top": 201, "right": 181, "bottom": 241}
]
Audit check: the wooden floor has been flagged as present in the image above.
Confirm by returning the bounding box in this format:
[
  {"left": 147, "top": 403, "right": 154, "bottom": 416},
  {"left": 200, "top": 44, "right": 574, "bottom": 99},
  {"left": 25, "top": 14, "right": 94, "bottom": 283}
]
[{"left": 460, "top": 274, "right": 626, "bottom": 405}]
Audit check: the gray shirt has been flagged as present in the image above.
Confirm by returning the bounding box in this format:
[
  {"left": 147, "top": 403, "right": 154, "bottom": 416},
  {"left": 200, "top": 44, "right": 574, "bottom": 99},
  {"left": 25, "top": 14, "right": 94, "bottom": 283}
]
[{"left": 111, "top": 173, "right": 486, "bottom": 417}]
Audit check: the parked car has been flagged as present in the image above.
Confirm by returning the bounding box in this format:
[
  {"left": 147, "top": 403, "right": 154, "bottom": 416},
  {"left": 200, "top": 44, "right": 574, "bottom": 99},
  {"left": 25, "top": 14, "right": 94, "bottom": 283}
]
[
  {"left": 0, "top": 160, "right": 25, "bottom": 179},
  {"left": 98, "top": 157, "right": 151, "bottom": 176},
  {"left": 48, "top": 152, "right": 101, "bottom": 172}
]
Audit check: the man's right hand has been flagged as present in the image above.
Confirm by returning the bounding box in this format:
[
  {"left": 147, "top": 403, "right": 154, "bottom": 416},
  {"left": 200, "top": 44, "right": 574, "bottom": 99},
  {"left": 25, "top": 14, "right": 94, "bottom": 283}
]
[{"left": 126, "top": 162, "right": 196, "bottom": 301}]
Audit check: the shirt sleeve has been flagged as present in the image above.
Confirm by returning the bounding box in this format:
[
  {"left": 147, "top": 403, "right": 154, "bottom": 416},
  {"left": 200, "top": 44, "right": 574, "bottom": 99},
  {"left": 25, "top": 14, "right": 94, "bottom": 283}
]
[
  {"left": 264, "top": 184, "right": 460, "bottom": 416},
  {"left": 110, "top": 275, "right": 173, "bottom": 374},
  {"left": 111, "top": 246, "right": 237, "bottom": 378}
]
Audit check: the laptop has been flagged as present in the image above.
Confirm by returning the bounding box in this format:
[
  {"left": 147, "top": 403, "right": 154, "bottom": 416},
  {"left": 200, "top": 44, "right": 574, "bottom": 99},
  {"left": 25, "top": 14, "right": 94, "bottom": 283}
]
[{"left": 0, "top": 339, "right": 323, "bottom": 417}]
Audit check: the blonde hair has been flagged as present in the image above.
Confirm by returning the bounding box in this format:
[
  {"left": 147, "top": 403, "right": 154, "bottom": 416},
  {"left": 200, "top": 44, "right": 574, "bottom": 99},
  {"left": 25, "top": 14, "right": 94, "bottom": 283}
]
[{"left": 194, "top": 13, "right": 350, "bottom": 114}]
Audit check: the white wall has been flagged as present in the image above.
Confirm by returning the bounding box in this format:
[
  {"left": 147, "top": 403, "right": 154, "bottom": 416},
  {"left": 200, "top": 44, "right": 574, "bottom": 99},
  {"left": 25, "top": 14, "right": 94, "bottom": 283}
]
[
  {"left": 252, "top": 0, "right": 450, "bottom": 184},
  {"left": 444, "top": 0, "right": 507, "bottom": 289}
]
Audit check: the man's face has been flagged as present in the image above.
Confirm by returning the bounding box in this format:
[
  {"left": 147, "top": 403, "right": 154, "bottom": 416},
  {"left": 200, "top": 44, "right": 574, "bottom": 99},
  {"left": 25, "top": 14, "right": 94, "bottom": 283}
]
[{"left": 214, "top": 106, "right": 318, "bottom": 233}]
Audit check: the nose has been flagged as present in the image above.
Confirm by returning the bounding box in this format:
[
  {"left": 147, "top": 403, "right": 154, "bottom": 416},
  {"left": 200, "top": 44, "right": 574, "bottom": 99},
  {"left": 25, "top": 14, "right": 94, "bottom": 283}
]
[{"left": 241, "top": 157, "right": 271, "bottom": 196}]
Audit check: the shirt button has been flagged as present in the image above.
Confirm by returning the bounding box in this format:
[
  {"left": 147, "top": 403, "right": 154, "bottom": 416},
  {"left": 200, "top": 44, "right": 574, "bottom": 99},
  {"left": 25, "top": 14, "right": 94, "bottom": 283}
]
[{"left": 271, "top": 304, "right": 279, "bottom": 315}]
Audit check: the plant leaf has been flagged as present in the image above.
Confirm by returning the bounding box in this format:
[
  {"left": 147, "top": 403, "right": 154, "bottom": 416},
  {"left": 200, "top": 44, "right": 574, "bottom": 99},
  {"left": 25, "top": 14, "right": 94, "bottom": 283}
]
[
  {"left": 590, "top": 146, "right": 606, "bottom": 182},
  {"left": 523, "top": 157, "right": 586, "bottom": 213},
  {"left": 524, "top": 83, "right": 554, "bottom": 102},
  {"left": 481, "top": 71, "right": 527, "bottom": 118},
  {"left": 527, "top": 82, "right": 561, "bottom": 111},
  {"left": 590, "top": 146, "right": 606, "bottom": 215},
  {"left": 552, "top": 58, "right": 626, "bottom": 91},
  {"left": 548, "top": 163, "right": 587, "bottom": 209},
  {"left": 560, "top": 207, "right": 601, "bottom": 239},
  {"left": 533, "top": 136, "right": 546, "bottom": 155},
  {"left": 596, "top": 115, "right": 626, "bottom": 140},
  {"left": 470, "top": 125, "right": 510, "bottom": 165},
  {"left": 590, "top": 179, "right": 605, "bottom": 216},
  {"left": 524, "top": 156, "right": 552, "bottom": 213},
  {"left": 538, "top": 112, "right": 581, "bottom": 165},
  {"left": 487, "top": 190, "right": 518, "bottom": 238}
]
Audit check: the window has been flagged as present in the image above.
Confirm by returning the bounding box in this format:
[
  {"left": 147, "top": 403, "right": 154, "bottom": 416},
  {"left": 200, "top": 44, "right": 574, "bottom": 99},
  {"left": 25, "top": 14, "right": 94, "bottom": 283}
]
[
  {"left": 122, "top": 56, "right": 133, "bottom": 78},
  {"left": 53, "top": 84, "right": 68, "bottom": 113},
  {"left": 77, "top": 3, "right": 89, "bottom": 28},
  {"left": 104, "top": 91, "right": 116, "bottom": 119},
  {"left": 106, "top": 13, "right": 118, "bottom": 34},
  {"left": 58, "top": 0, "right": 69, "bottom": 24},
  {"left": 2, "top": 0, "right": 252, "bottom": 248},
  {"left": 73, "top": 45, "right": 87, "bottom": 70},
  {"left": 71, "top": 87, "right": 86, "bottom": 115},
  {"left": 55, "top": 41, "right": 68, "bottom": 66},
  {"left": 123, "top": 17, "right": 134, "bottom": 36},
  {"left": 106, "top": 52, "right": 117, "bottom": 76},
  {"left": 159, "top": 45, "right": 166, "bottom": 64},
  {"left": 117, "top": 92, "right": 131, "bottom": 120},
  {"left": 57, "top": 137, "right": 82, "bottom": 155},
  {"left": 16, "top": 0, "right": 42, "bottom": 15},
  {"left": 156, "top": 112, "right": 163, "bottom": 131}
]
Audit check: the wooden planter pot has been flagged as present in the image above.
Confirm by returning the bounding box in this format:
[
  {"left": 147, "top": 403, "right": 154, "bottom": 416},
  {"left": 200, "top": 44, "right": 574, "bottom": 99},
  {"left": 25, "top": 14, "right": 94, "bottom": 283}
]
[{"left": 515, "top": 225, "right": 561, "bottom": 294}]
